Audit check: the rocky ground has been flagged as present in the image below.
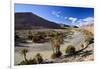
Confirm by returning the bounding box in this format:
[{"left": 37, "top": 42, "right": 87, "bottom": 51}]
[
  {"left": 14, "top": 29, "right": 94, "bottom": 65},
  {"left": 51, "top": 43, "right": 94, "bottom": 63}
]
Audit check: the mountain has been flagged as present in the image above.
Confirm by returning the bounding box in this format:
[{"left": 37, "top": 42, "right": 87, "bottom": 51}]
[{"left": 15, "top": 12, "right": 61, "bottom": 30}]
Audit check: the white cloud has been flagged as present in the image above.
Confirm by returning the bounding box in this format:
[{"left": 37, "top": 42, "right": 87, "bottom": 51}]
[
  {"left": 51, "top": 11, "right": 68, "bottom": 20},
  {"left": 51, "top": 11, "right": 61, "bottom": 18},
  {"left": 68, "top": 17, "right": 77, "bottom": 25},
  {"left": 69, "top": 17, "right": 77, "bottom": 23},
  {"left": 67, "top": 17, "right": 94, "bottom": 26},
  {"left": 76, "top": 17, "right": 94, "bottom": 26},
  {"left": 83, "top": 17, "right": 94, "bottom": 22}
]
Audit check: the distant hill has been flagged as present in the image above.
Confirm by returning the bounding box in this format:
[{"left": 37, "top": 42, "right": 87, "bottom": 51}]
[
  {"left": 15, "top": 12, "right": 61, "bottom": 30},
  {"left": 59, "top": 23, "right": 79, "bottom": 29}
]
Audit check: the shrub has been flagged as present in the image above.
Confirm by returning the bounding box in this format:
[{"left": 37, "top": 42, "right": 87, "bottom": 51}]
[
  {"left": 35, "top": 53, "right": 43, "bottom": 64},
  {"left": 15, "top": 34, "right": 20, "bottom": 41},
  {"left": 32, "top": 32, "right": 47, "bottom": 43},
  {"left": 15, "top": 34, "right": 19, "bottom": 39},
  {"left": 32, "top": 35, "right": 39, "bottom": 43},
  {"left": 28, "top": 58, "right": 37, "bottom": 64},
  {"left": 28, "top": 31, "right": 33, "bottom": 40},
  {"left": 65, "top": 45, "right": 76, "bottom": 55},
  {"left": 19, "top": 58, "right": 37, "bottom": 65},
  {"left": 28, "top": 34, "right": 33, "bottom": 40},
  {"left": 18, "top": 60, "right": 27, "bottom": 65},
  {"left": 51, "top": 51, "right": 62, "bottom": 59},
  {"left": 18, "top": 53, "right": 44, "bottom": 65}
]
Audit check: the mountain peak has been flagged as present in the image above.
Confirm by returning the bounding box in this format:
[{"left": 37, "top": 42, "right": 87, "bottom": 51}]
[{"left": 15, "top": 12, "right": 61, "bottom": 30}]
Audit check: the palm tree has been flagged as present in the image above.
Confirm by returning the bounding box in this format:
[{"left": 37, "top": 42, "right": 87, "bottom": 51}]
[{"left": 21, "top": 49, "right": 29, "bottom": 63}]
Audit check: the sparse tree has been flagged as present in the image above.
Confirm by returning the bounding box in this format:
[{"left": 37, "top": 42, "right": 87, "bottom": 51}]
[
  {"left": 21, "top": 49, "right": 29, "bottom": 63},
  {"left": 50, "top": 32, "right": 63, "bottom": 58}
]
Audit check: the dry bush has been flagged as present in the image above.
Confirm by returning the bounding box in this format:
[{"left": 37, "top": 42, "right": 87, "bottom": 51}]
[
  {"left": 35, "top": 53, "right": 44, "bottom": 64},
  {"left": 51, "top": 51, "right": 62, "bottom": 59},
  {"left": 65, "top": 45, "right": 76, "bottom": 55}
]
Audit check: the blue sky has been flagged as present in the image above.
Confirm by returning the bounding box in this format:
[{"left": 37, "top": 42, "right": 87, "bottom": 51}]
[{"left": 15, "top": 3, "right": 94, "bottom": 26}]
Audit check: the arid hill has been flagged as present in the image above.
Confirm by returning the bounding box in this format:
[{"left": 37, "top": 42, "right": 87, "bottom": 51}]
[{"left": 15, "top": 12, "right": 61, "bottom": 30}]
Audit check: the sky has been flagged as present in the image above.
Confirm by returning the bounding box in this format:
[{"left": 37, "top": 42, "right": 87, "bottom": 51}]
[{"left": 15, "top": 3, "right": 94, "bottom": 26}]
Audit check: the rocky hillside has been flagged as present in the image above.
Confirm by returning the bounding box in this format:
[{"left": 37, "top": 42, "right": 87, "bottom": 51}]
[{"left": 15, "top": 12, "right": 61, "bottom": 30}]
